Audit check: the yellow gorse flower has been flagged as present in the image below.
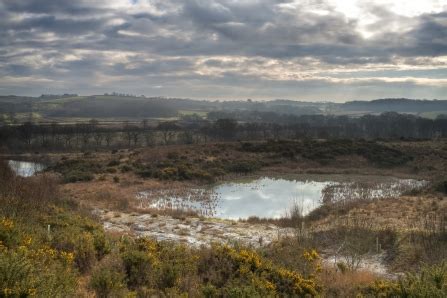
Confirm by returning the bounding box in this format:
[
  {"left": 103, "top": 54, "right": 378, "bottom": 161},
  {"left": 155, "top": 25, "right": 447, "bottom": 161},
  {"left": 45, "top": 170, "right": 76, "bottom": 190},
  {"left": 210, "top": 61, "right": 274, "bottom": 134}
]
[
  {"left": 215, "top": 245, "right": 319, "bottom": 296},
  {"left": 0, "top": 217, "right": 14, "bottom": 230},
  {"left": 3, "top": 288, "right": 13, "bottom": 296},
  {"left": 303, "top": 249, "right": 320, "bottom": 262},
  {"left": 22, "top": 236, "right": 33, "bottom": 246},
  {"left": 60, "top": 251, "right": 75, "bottom": 263},
  {"left": 28, "top": 288, "right": 37, "bottom": 296}
]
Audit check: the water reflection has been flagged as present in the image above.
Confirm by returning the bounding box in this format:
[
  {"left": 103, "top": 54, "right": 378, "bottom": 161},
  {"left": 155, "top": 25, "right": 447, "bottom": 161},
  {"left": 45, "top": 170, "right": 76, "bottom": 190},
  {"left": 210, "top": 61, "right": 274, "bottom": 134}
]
[
  {"left": 8, "top": 160, "right": 46, "bottom": 177},
  {"left": 214, "top": 179, "right": 329, "bottom": 219},
  {"left": 137, "top": 176, "right": 427, "bottom": 220}
]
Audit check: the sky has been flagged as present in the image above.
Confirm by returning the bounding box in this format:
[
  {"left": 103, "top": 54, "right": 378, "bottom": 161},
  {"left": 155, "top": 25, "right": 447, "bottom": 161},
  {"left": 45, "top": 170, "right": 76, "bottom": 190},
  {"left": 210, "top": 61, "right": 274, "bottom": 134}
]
[{"left": 1, "top": 0, "right": 447, "bottom": 101}]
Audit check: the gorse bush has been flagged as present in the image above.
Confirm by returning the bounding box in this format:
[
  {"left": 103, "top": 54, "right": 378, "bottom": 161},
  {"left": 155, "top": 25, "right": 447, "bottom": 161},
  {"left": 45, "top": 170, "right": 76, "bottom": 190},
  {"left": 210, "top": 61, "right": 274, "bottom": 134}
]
[
  {"left": 0, "top": 211, "right": 109, "bottom": 296},
  {"left": 366, "top": 262, "right": 447, "bottom": 297},
  {"left": 119, "top": 237, "right": 199, "bottom": 292},
  {"left": 0, "top": 159, "right": 111, "bottom": 296},
  {"left": 197, "top": 245, "right": 320, "bottom": 297},
  {"left": 89, "top": 255, "right": 127, "bottom": 298},
  {"left": 0, "top": 214, "right": 77, "bottom": 297},
  {"left": 0, "top": 245, "right": 77, "bottom": 297},
  {"left": 107, "top": 237, "right": 320, "bottom": 296}
]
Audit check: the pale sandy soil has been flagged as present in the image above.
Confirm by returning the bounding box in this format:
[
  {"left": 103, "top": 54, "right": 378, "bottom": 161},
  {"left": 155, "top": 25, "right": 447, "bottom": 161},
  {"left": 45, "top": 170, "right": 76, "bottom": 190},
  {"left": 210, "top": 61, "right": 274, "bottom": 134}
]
[{"left": 98, "top": 209, "right": 295, "bottom": 248}]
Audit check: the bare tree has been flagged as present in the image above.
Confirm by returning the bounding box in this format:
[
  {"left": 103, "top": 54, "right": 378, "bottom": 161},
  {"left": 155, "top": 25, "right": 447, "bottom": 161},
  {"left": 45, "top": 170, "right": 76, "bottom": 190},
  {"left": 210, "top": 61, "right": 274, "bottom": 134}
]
[{"left": 157, "top": 121, "right": 179, "bottom": 145}]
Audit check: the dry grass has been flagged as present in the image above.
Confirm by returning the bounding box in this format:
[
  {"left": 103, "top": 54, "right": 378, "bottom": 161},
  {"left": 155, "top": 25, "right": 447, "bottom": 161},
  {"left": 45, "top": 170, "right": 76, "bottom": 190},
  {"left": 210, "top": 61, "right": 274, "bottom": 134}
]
[
  {"left": 311, "top": 196, "right": 447, "bottom": 232},
  {"left": 318, "top": 268, "right": 378, "bottom": 297},
  {"left": 0, "top": 159, "right": 63, "bottom": 217}
]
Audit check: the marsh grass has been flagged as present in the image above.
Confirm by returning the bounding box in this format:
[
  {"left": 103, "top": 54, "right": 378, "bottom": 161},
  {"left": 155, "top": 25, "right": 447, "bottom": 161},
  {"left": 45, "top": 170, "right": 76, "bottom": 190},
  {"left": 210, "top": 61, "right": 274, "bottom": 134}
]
[{"left": 241, "top": 198, "right": 306, "bottom": 228}]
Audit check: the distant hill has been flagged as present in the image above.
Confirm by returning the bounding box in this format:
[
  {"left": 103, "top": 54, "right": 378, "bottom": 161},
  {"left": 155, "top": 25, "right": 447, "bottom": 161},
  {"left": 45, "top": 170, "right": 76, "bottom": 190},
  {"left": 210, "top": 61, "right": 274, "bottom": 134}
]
[
  {"left": 342, "top": 98, "right": 447, "bottom": 113},
  {"left": 0, "top": 95, "right": 324, "bottom": 123},
  {"left": 44, "top": 96, "right": 176, "bottom": 118},
  {"left": 1, "top": 95, "right": 446, "bottom": 124}
]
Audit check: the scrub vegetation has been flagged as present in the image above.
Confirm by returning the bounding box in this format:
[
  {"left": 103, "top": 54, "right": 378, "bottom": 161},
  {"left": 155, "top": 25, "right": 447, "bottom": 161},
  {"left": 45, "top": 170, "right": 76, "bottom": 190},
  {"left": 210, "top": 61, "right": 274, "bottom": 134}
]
[{"left": 1, "top": 98, "right": 446, "bottom": 296}]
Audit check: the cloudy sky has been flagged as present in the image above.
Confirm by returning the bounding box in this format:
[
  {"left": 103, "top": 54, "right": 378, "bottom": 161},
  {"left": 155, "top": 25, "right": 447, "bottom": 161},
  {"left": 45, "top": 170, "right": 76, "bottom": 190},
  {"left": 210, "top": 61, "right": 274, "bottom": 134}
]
[{"left": 1, "top": 0, "right": 447, "bottom": 101}]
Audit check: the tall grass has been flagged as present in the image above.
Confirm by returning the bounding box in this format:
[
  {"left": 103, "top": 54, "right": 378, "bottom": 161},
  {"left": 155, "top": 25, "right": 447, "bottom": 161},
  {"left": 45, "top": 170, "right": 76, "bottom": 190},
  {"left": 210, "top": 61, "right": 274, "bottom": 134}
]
[{"left": 243, "top": 198, "right": 306, "bottom": 228}]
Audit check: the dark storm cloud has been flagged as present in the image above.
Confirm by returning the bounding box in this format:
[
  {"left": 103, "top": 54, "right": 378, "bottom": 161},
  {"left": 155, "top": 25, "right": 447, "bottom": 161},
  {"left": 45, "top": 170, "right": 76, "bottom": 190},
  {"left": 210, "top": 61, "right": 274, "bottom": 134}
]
[
  {"left": 1, "top": 0, "right": 104, "bottom": 15},
  {"left": 0, "top": 0, "right": 446, "bottom": 99},
  {"left": 6, "top": 15, "right": 104, "bottom": 35}
]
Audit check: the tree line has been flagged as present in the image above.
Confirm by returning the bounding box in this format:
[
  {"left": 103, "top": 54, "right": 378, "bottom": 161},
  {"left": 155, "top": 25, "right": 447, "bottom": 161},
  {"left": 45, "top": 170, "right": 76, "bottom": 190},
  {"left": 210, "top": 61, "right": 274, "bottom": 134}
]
[{"left": 0, "top": 112, "right": 446, "bottom": 151}]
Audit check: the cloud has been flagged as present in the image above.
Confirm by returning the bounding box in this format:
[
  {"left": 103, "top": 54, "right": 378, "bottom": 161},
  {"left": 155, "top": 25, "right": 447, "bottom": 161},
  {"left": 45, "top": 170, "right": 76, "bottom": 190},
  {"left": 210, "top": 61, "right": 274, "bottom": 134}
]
[{"left": 0, "top": 0, "right": 446, "bottom": 100}]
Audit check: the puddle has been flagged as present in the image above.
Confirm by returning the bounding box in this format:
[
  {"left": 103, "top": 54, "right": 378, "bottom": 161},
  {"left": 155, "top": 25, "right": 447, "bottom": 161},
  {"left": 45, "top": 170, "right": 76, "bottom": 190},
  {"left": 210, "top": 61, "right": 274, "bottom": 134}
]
[
  {"left": 137, "top": 176, "right": 427, "bottom": 220},
  {"left": 8, "top": 160, "right": 47, "bottom": 177}
]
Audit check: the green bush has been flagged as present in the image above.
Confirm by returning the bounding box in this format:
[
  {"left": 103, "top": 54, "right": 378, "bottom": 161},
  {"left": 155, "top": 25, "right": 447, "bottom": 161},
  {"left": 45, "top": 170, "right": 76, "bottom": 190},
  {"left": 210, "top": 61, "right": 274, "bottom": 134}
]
[
  {"left": 0, "top": 218, "right": 20, "bottom": 248},
  {"left": 0, "top": 247, "right": 77, "bottom": 297},
  {"left": 90, "top": 256, "right": 127, "bottom": 298},
  {"left": 63, "top": 170, "right": 94, "bottom": 183},
  {"left": 92, "top": 230, "right": 110, "bottom": 260},
  {"left": 121, "top": 249, "right": 154, "bottom": 289},
  {"left": 49, "top": 215, "right": 107, "bottom": 273},
  {"left": 120, "top": 164, "right": 132, "bottom": 173},
  {"left": 366, "top": 262, "right": 447, "bottom": 297},
  {"left": 74, "top": 232, "right": 97, "bottom": 273},
  {"left": 51, "top": 159, "right": 104, "bottom": 183}
]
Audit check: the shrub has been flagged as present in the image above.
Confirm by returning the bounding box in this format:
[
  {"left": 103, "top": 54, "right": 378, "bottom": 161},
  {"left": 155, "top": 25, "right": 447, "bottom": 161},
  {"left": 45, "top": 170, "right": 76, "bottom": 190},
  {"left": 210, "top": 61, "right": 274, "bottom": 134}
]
[
  {"left": 0, "top": 218, "right": 20, "bottom": 248},
  {"left": 106, "top": 167, "right": 117, "bottom": 174},
  {"left": 365, "top": 262, "right": 447, "bottom": 297},
  {"left": 167, "top": 152, "right": 179, "bottom": 160},
  {"left": 159, "top": 167, "right": 178, "bottom": 179},
  {"left": 74, "top": 232, "right": 97, "bottom": 273},
  {"left": 137, "top": 168, "right": 154, "bottom": 178},
  {"left": 121, "top": 249, "right": 154, "bottom": 289},
  {"left": 433, "top": 179, "right": 447, "bottom": 194},
  {"left": 197, "top": 245, "right": 320, "bottom": 297},
  {"left": 107, "top": 160, "right": 120, "bottom": 167},
  {"left": 120, "top": 164, "right": 132, "bottom": 173},
  {"left": 156, "top": 243, "right": 198, "bottom": 290},
  {"left": 63, "top": 170, "right": 94, "bottom": 183},
  {"left": 90, "top": 256, "right": 127, "bottom": 298},
  {"left": 51, "top": 159, "right": 103, "bottom": 183},
  {"left": 226, "top": 161, "right": 260, "bottom": 174},
  {"left": 0, "top": 246, "right": 77, "bottom": 297},
  {"left": 239, "top": 139, "right": 412, "bottom": 167},
  {"left": 92, "top": 230, "right": 110, "bottom": 260},
  {"left": 50, "top": 217, "right": 106, "bottom": 274}
]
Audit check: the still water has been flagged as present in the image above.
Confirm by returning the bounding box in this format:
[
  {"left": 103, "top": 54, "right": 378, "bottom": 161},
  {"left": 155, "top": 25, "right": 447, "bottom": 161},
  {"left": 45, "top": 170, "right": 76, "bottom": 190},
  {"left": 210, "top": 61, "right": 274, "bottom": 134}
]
[
  {"left": 214, "top": 179, "right": 329, "bottom": 219},
  {"left": 8, "top": 160, "right": 46, "bottom": 177},
  {"left": 137, "top": 176, "right": 427, "bottom": 220}
]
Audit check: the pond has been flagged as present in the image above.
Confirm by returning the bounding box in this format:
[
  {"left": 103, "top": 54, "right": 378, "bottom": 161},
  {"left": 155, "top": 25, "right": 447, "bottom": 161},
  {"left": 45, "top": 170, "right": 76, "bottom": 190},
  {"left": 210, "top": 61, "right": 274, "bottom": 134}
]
[
  {"left": 137, "top": 176, "right": 427, "bottom": 220},
  {"left": 8, "top": 160, "right": 47, "bottom": 177}
]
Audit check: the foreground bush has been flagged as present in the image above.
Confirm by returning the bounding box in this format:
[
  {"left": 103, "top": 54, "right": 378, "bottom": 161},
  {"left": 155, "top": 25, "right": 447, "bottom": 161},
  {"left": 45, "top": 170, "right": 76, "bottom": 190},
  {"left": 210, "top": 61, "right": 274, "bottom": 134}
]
[
  {"left": 0, "top": 233, "right": 77, "bottom": 297},
  {"left": 0, "top": 160, "right": 111, "bottom": 296},
  {"left": 197, "top": 245, "right": 320, "bottom": 297},
  {"left": 89, "top": 255, "right": 127, "bottom": 298},
  {"left": 366, "top": 262, "right": 447, "bottom": 297}
]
